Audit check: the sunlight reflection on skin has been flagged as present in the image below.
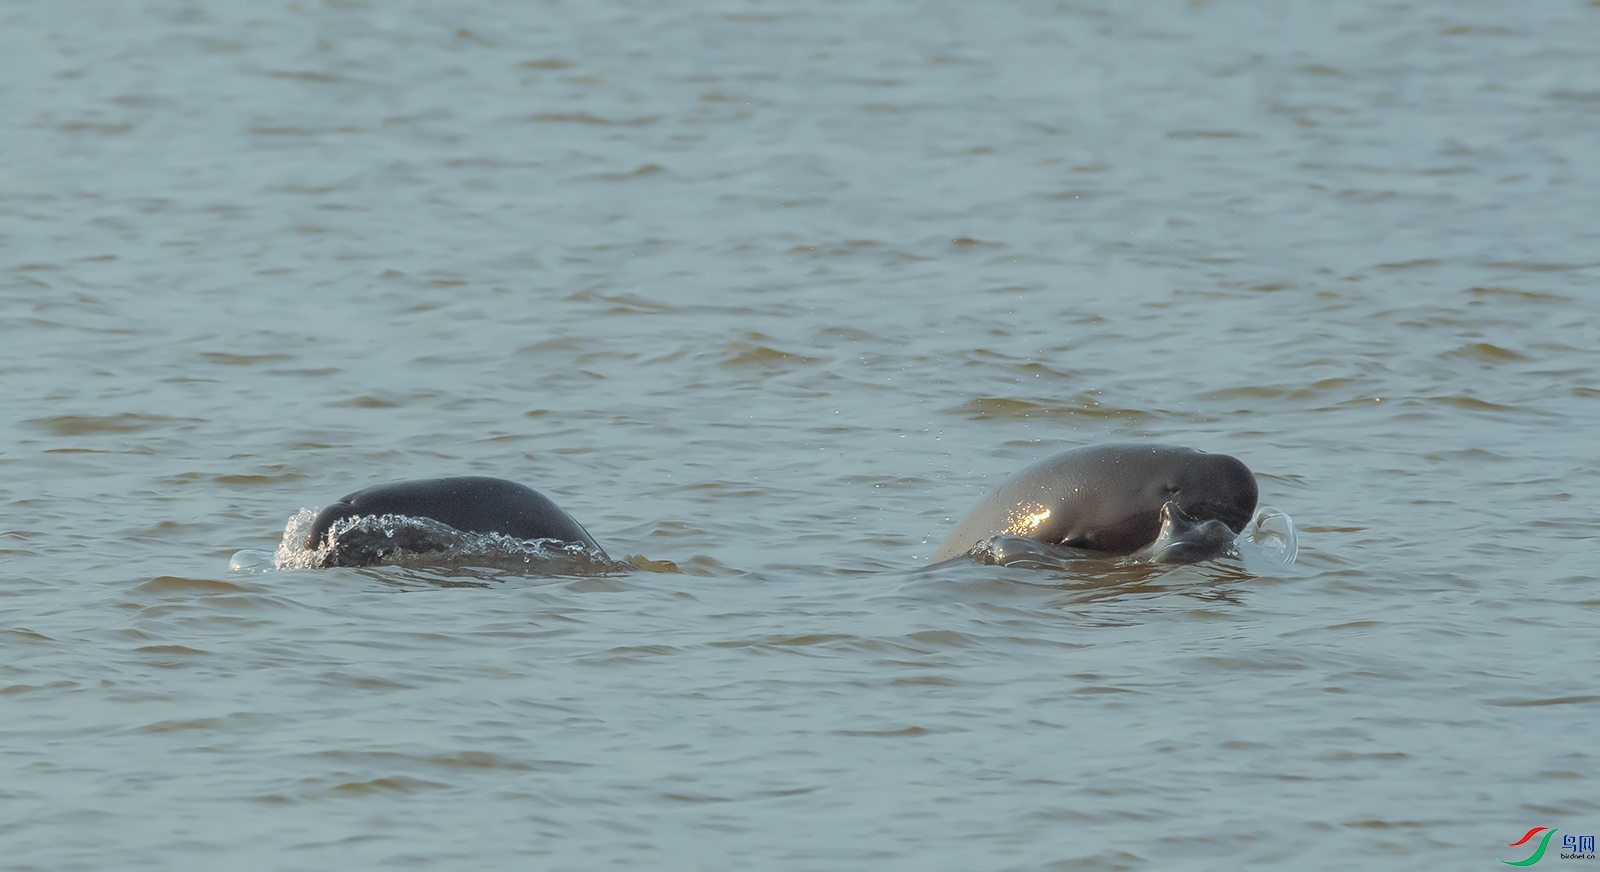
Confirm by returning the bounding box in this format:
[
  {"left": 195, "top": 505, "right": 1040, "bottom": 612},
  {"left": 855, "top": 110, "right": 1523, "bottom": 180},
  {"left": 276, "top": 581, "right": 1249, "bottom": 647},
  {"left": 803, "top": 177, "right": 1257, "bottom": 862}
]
[{"left": 1005, "top": 505, "right": 1053, "bottom": 536}]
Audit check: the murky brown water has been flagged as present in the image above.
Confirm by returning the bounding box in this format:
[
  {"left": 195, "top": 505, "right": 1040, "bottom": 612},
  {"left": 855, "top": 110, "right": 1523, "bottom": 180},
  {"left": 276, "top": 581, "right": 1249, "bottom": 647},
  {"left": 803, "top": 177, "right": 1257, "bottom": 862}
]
[{"left": 4, "top": 1, "right": 1599, "bottom": 869}]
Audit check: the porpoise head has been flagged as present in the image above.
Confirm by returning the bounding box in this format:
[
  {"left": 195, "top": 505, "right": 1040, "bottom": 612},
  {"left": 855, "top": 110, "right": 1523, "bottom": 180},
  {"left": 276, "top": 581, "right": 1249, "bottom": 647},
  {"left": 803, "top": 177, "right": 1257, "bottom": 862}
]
[{"left": 1164, "top": 449, "right": 1258, "bottom": 538}]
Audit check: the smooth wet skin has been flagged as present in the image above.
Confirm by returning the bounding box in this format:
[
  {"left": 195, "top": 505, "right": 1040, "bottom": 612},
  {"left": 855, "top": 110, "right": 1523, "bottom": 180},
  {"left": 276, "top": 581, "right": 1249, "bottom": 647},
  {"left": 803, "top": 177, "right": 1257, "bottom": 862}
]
[
  {"left": 934, "top": 444, "right": 1258, "bottom": 563},
  {"left": 306, "top": 477, "right": 605, "bottom": 567}
]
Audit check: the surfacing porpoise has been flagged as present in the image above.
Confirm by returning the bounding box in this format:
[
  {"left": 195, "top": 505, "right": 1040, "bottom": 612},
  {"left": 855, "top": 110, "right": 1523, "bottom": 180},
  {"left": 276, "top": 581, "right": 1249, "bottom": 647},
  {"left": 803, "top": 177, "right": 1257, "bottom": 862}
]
[{"left": 933, "top": 444, "right": 1258, "bottom": 564}]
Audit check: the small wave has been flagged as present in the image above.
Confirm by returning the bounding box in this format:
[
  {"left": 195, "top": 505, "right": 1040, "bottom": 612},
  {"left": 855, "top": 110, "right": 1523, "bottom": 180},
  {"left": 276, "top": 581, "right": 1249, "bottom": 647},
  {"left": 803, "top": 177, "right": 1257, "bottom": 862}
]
[{"left": 964, "top": 535, "right": 1098, "bottom": 569}]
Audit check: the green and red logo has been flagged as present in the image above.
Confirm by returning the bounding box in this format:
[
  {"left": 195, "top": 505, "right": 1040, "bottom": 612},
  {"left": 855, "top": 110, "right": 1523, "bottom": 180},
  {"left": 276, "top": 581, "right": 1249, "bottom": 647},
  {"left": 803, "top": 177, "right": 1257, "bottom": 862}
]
[{"left": 1504, "top": 827, "right": 1558, "bottom": 866}]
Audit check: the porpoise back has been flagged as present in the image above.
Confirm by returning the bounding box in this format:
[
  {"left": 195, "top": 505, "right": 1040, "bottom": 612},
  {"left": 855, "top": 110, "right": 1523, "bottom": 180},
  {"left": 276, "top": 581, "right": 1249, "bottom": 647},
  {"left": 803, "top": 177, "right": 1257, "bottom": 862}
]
[{"left": 306, "top": 476, "right": 603, "bottom": 555}]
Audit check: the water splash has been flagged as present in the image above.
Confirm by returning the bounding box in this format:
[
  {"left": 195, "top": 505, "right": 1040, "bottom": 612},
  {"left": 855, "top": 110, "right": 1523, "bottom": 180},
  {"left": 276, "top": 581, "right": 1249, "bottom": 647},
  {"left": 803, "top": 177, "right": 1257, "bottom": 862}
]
[
  {"left": 1132, "top": 502, "right": 1239, "bottom": 565},
  {"left": 956, "top": 505, "right": 1298, "bottom": 572},
  {"left": 1237, "top": 505, "right": 1298, "bottom": 567},
  {"left": 227, "top": 549, "right": 276, "bottom": 573},
  {"left": 232, "top": 509, "right": 626, "bottom": 575}
]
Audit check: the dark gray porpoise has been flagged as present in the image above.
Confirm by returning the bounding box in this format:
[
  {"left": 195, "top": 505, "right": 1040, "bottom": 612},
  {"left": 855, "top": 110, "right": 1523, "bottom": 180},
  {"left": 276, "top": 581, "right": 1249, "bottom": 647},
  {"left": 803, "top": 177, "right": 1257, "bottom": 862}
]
[
  {"left": 306, "top": 476, "right": 605, "bottom": 566},
  {"left": 933, "top": 444, "right": 1258, "bottom": 563}
]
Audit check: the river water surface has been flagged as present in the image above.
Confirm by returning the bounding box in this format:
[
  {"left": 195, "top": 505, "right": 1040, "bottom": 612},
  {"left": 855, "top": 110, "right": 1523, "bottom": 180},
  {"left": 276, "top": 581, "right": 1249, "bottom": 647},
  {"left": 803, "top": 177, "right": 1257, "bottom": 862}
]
[{"left": 4, "top": 1, "right": 1599, "bottom": 869}]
